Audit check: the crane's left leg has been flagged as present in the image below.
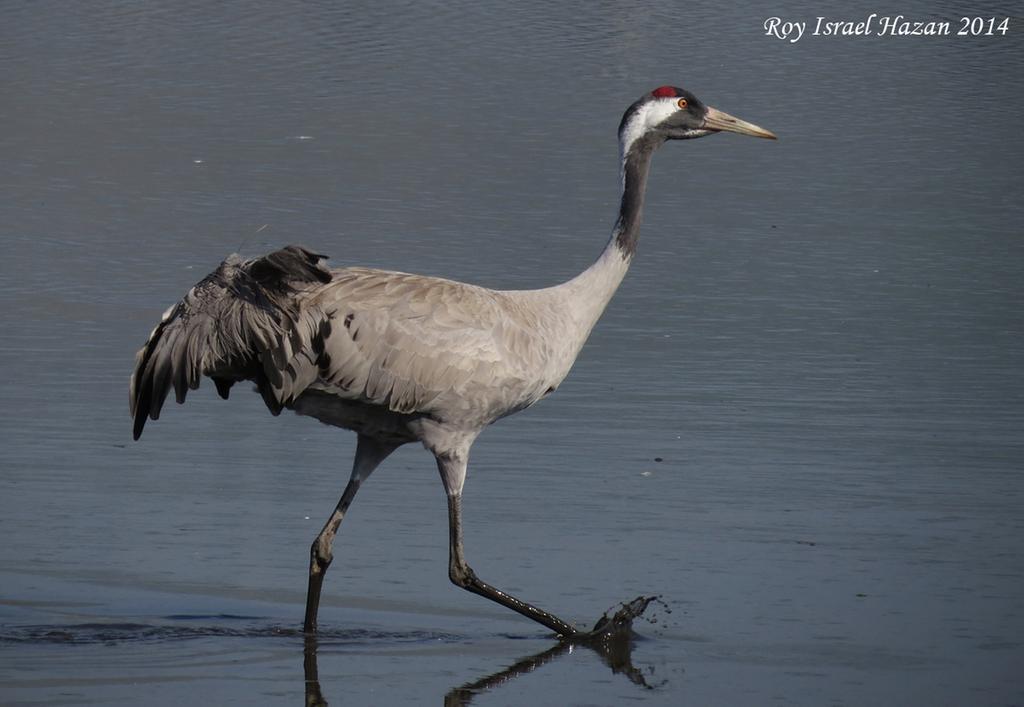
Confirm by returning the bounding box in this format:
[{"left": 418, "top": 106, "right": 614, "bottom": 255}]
[
  {"left": 304, "top": 434, "right": 397, "bottom": 633},
  {"left": 436, "top": 451, "right": 581, "bottom": 638}
]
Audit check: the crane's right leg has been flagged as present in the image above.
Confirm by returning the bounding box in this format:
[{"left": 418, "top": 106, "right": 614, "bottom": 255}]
[
  {"left": 435, "top": 450, "right": 581, "bottom": 638},
  {"left": 304, "top": 435, "right": 397, "bottom": 633}
]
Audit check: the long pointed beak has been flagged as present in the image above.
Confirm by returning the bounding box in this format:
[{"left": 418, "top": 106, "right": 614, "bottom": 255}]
[{"left": 703, "top": 106, "right": 777, "bottom": 140}]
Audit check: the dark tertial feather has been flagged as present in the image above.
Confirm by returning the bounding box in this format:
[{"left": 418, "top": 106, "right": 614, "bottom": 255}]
[
  {"left": 130, "top": 245, "right": 332, "bottom": 439},
  {"left": 248, "top": 245, "right": 332, "bottom": 291},
  {"left": 212, "top": 377, "right": 235, "bottom": 400}
]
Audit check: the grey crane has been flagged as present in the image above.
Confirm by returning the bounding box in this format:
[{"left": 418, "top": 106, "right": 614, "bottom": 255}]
[{"left": 130, "top": 85, "right": 775, "bottom": 637}]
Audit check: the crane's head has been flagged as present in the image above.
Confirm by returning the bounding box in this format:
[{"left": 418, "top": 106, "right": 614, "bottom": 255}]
[{"left": 619, "top": 85, "right": 776, "bottom": 156}]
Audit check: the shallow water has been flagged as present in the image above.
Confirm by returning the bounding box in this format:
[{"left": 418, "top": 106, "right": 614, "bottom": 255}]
[{"left": 2, "top": 0, "right": 1023, "bottom": 704}]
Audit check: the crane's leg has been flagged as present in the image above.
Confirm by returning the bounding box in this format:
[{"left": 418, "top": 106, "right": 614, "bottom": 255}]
[
  {"left": 436, "top": 451, "right": 581, "bottom": 638},
  {"left": 304, "top": 434, "right": 397, "bottom": 633}
]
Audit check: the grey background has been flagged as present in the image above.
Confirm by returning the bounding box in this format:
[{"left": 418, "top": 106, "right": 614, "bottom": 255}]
[{"left": 2, "top": 1, "right": 1022, "bottom": 704}]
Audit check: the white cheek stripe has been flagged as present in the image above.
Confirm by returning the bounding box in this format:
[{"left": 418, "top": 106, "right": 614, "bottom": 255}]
[{"left": 618, "top": 98, "right": 677, "bottom": 160}]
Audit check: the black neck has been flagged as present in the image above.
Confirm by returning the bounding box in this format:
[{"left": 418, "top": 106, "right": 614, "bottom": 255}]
[{"left": 613, "top": 135, "right": 662, "bottom": 258}]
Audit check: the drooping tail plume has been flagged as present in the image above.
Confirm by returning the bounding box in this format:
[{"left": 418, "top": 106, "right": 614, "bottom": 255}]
[{"left": 129, "top": 245, "right": 332, "bottom": 440}]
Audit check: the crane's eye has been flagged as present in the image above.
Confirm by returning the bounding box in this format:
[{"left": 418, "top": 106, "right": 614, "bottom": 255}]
[{"left": 677, "top": 98, "right": 688, "bottom": 109}]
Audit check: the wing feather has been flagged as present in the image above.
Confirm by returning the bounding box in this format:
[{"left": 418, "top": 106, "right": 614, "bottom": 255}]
[
  {"left": 130, "top": 245, "right": 332, "bottom": 439},
  {"left": 133, "top": 250, "right": 563, "bottom": 437}
]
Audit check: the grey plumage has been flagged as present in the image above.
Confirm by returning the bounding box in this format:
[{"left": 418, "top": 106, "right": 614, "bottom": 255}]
[
  {"left": 130, "top": 87, "right": 774, "bottom": 637},
  {"left": 132, "top": 246, "right": 569, "bottom": 440}
]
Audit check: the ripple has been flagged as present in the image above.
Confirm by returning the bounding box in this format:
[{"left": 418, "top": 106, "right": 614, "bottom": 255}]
[{"left": 0, "top": 618, "right": 466, "bottom": 647}]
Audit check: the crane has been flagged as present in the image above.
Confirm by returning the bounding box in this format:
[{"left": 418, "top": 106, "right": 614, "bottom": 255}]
[{"left": 130, "top": 85, "right": 775, "bottom": 637}]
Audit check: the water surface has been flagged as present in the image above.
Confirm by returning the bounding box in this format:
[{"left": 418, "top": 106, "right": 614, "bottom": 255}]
[{"left": 2, "top": 0, "right": 1022, "bottom": 704}]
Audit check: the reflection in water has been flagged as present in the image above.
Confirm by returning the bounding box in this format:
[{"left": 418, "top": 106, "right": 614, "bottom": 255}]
[
  {"left": 303, "top": 635, "right": 327, "bottom": 707},
  {"left": 443, "top": 630, "right": 656, "bottom": 707},
  {"left": 302, "top": 631, "right": 655, "bottom": 707},
  {"left": 304, "top": 596, "right": 662, "bottom": 706},
  {"left": 0, "top": 598, "right": 663, "bottom": 705}
]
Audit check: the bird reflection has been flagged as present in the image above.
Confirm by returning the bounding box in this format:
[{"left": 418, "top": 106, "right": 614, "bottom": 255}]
[
  {"left": 302, "top": 629, "right": 654, "bottom": 707},
  {"left": 303, "top": 635, "right": 327, "bottom": 707},
  {"left": 443, "top": 628, "right": 654, "bottom": 706}
]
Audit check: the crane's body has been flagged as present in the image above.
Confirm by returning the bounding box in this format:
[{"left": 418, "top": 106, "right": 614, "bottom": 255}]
[
  {"left": 292, "top": 254, "right": 626, "bottom": 435},
  {"left": 131, "top": 86, "right": 775, "bottom": 637}
]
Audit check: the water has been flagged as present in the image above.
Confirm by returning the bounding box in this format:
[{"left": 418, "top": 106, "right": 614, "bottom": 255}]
[{"left": 2, "top": 0, "right": 1023, "bottom": 704}]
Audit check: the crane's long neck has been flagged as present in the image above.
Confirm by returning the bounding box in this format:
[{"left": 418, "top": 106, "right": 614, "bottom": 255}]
[
  {"left": 612, "top": 135, "right": 659, "bottom": 259},
  {"left": 555, "top": 134, "right": 661, "bottom": 336}
]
